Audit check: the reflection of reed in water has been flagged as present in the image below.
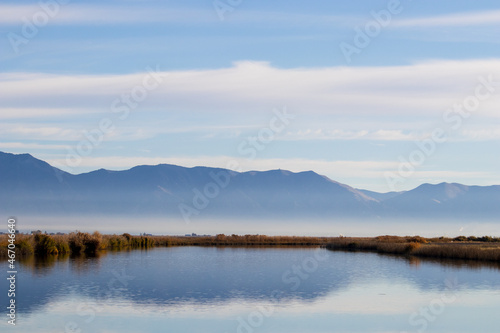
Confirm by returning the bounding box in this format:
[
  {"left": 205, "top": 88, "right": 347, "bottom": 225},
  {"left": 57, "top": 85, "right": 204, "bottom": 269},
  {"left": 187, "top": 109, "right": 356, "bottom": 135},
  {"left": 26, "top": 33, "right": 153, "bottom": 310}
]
[
  {"left": 406, "top": 255, "right": 500, "bottom": 271},
  {"left": 69, "top": 251, "right": 106, "bottom": 275},
  {"left": 17, "top": 252, "right": 107, "bottom": 276},
  {"left": 18, "top": 253, "right": 68, "bottom": 276},
  {"left": 408, "top": 256, "right": 421, "bottom": 268}
]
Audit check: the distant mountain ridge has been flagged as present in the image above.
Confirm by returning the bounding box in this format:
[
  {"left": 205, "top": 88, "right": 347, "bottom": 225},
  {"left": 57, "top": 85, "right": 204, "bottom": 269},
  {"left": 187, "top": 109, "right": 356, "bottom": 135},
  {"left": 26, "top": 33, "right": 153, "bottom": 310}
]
[{"left": 1, "top": 152, "right": 499, "bottom": 221}]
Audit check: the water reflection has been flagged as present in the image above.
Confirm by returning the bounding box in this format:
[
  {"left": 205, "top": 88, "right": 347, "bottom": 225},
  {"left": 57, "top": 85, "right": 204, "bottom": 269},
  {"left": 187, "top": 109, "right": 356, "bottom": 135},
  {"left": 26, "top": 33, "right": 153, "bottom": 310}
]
[
  {"left": 3, "top": 248, "right": 500, "bottom": 309},
  {"left": 68, "top": 252, "right": 106, "bottom": 275},
  {"left": 1, "top": 247, "right": 500, "bottom": 333},
  {"left": 18, "top": 254, "right": 63, "bottom": 276}
]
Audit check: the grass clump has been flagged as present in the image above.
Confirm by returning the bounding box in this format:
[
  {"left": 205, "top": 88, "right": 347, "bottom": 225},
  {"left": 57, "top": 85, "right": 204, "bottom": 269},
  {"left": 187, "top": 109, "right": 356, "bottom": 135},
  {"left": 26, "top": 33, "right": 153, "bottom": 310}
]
[
  {"left": 34, "top": 234, "right": 59, "bottom": 255},
  {"left": 15, "top": 239, "right": 34, "bottom": 255},
  {"left": 106, "top": 235, "right": 128, "bottom": 249},
  {"left": 68, "top": 231, "right": 102, "bottom": 255}
]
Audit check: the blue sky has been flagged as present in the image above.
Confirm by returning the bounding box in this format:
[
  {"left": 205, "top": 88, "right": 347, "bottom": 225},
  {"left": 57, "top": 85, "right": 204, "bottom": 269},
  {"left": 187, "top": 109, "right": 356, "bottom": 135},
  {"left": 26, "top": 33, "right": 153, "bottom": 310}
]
[{"left": 1, "top": 0, "right": 500, "bottom": 192}]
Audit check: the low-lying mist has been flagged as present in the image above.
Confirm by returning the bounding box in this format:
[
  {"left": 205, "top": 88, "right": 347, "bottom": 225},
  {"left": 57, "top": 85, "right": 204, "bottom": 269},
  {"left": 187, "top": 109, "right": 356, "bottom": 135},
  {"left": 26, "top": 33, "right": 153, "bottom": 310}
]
[{"left": 14, "top": 215, "right": 500, "bottom": 238}]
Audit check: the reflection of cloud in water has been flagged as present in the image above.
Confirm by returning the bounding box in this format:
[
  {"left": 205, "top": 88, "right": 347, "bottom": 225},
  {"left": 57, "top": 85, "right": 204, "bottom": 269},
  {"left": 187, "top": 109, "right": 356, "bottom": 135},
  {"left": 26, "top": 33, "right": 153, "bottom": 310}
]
[
  {"left": 2, "top": 247, "right": 500, "bottom": 316},
  {"left": 26, "top": 283, "right": 500, "bottom": 317},
  {"left": 4, "top": 285, "right": 500, "bottom": 333}
]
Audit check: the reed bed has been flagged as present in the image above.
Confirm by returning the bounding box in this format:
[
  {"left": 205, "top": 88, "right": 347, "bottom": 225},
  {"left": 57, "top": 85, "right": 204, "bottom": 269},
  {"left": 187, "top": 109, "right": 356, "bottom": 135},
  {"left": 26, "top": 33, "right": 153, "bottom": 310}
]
[
  {"left": 0, "top": 233, "right": 328, "bottom": 257},
  {"left": 413, "top": 244, "right": 500, "bottom": 261},
  {"left": 2, "top": 232, "right": 499, "bottom": 262},
  {"left": 150, "top": 234, "right": 328, "bottom": 247},
  {"left": 325, "top": 235, "right": 500, "bottom": 262},
  {"left": 0, "top": 231, "right": 152, "bottom": 257}
]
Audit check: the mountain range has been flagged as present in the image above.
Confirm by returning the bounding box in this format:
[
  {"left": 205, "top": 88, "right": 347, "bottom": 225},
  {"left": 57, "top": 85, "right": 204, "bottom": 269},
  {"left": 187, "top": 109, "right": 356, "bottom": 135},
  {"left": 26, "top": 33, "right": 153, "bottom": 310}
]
[{"left": 1, "top": 151, "right": 499, "bottom": 221}]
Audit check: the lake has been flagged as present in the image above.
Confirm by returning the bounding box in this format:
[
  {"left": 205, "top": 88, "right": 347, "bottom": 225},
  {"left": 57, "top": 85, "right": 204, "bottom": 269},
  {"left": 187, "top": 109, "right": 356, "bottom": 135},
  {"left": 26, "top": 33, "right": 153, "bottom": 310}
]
[{"left": 1, "top": 247, "right": 500, "bottom": 332}]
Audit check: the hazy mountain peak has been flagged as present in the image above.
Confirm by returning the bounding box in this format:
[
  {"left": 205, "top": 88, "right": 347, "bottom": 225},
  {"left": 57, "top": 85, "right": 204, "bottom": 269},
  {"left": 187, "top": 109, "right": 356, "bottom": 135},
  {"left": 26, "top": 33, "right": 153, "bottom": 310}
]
[{"left": 0, "top": 151, "right": 498, "bottom": 220}]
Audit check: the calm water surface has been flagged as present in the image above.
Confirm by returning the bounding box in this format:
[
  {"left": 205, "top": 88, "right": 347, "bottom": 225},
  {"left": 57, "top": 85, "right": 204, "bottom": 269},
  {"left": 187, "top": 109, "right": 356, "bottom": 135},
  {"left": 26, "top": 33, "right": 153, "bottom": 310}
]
[{"left": 1, "top": 247, "right": 500, "bottom": 332}]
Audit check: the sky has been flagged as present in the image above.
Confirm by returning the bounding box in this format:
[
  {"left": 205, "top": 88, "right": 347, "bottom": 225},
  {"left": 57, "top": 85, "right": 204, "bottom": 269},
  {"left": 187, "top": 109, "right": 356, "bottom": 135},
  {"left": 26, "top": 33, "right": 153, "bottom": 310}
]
[{"left": 1, "top": 0, "right": 500, "bottom": 192}]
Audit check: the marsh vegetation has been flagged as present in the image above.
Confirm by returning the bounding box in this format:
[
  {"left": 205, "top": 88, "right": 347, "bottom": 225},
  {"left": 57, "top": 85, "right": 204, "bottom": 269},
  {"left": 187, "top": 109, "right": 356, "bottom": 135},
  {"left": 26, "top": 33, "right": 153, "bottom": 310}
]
[
  {"left": 326, "top": 235, "right": 500, "bottom": 262},
  {"left": 1, "top": 232, "right": 499, "bottom": 262}
]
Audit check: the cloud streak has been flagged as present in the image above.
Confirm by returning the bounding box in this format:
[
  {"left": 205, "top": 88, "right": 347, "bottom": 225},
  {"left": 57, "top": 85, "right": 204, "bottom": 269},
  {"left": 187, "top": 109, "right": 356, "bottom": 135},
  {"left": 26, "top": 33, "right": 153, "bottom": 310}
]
[
  {"left": 0, "top": 4, "right": 362, "bottom": 27},
  {"left": 0, "top": 4, "right": 211, "bottom": 25},
  {"left": 3, "top": 5, "right": 499, "bottom": 30},
  {"left": 0, "top": 142, "right": 69, "bottom": 150},
  {"left": 2, "top": 59, "right": 499, "bottom": 120},
  {"left": 394, "top": 9, "right": 500, "bottom": 27}
]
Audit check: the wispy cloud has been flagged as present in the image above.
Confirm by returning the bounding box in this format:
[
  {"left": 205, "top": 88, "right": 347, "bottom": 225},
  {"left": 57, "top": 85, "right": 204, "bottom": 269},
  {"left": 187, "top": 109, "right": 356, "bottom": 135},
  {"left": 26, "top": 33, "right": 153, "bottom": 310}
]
[
  {"left": 282, "top": 129, "right": 424, "bottom": 141},
  {"left": 0, "top": 4, "right": 358, "bottom": 27},
  {"left": 0, "top": 4, "right": 211, "bottom": 25},
  {"left": 460, "top": 128, "right": 500, "bottom": 141},
  {"left": 0, "top": 107, "right": 98, "bottom": 120},
  {"left": 394, "top": 10, "right": 500, "bottom": 27},
  {"left": 282, "top": 128, "right": 500, "bottom": 142},
  {"left": 0, "top": 142, "right": 69, "bottom": 150},
  {"left": 1, "top": 125, "right": 77, "bottom": 139},
  {"left": 2, "top": 59, "right": 499, "bottom": 119}
]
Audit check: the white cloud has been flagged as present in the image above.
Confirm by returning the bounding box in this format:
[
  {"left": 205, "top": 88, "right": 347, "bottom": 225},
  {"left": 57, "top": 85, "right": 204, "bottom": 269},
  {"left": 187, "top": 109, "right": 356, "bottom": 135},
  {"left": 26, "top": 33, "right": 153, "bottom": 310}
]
[
  {"left": 460, "top": 128, "right": 500, "bottom": 141},
  {"left": 282, "top": 128, "right": 500, "bottom": 142},
  {"left": 1, "top": 125, "right": 77, "bottom": 139},
  {"left": 0, "top": 142, "right": 69, "bottom": 150},
  {"left": 282, "top": 129, "right": 424, "bottom": 141},
  {"left": 0, "top": 4, "right": 210, "bottom": 25},
  {"left": 394, "top": 10, "right": 500, "bottom": 27},
  {"left": 0, "top": 107, "right": 99, "bottom": 119},
  {"left": 2, "top": 60, "right": 499, "bottom": 122},
  {"left": 2, "top": 59, "right": 499, "bottom": 150},
  {"left": 0, "top": 4, "right": 359, "bottom": 27}
]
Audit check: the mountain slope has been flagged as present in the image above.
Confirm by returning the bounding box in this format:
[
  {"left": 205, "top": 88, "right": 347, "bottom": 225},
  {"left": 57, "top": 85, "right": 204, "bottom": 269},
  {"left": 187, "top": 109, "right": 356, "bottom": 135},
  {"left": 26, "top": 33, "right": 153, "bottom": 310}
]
[
  {"left": 0, "top": 152, "right": 378, "bottom": 218},
  {"left": 1, "top": 152, "right": 499, "bottom": 220},
  {"left": 383, "top": 182, "right": 500, "bottom": 218},
  {"left": 358, "top": 189, "right": 404, "bottom": 202}
]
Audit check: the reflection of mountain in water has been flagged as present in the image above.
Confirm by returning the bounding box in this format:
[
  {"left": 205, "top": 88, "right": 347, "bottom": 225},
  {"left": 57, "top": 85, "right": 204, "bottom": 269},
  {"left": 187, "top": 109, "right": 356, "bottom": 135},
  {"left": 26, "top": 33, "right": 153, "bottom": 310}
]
[{"left": 3, "top": 247, "right": 500, "bottom": 314}]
